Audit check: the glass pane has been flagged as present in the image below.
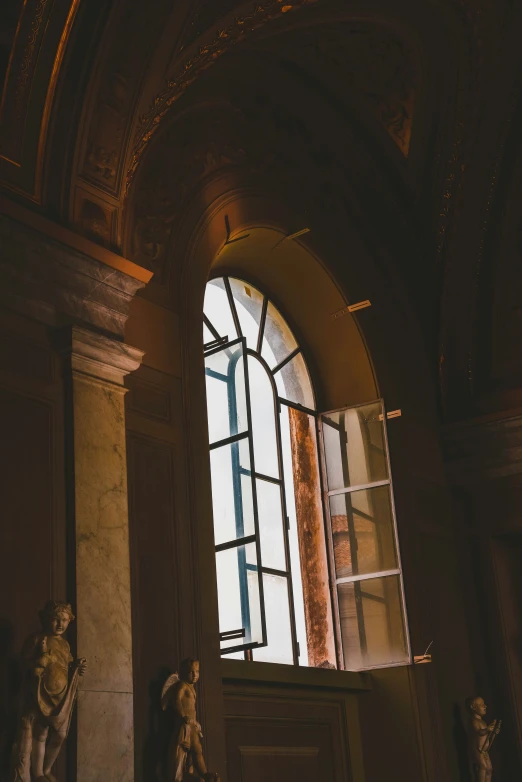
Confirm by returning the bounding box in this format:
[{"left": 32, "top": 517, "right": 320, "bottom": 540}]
[
  {"left": 229, "top": 278, "right": 265, "bottom": 351},
  {"left": 274, "top": 352, "right": 315, "bottom": 410},
  {"left": 216, "top": 543, "right": 263, "bottom": 650},
  {"left": 256, "top": 478, "right": 287, "bottom": 572},
  {"left": 204, "top": 278, "right": 238, "bottom": 341},
  {"left": 262, "top": 300, "right": 298, "bottom": 368},
  {"left": 205, "top": 342, "right": 247, "bottom": 445},
  {"left": 338, "top": 575, "right": 408, "bottom": 669},
  {"left": 321, "top": 402, "right": 388, "bottom": 491},
  {"left": 248, "top": 355, "right": 279, "bottom": 478},
  {"left": 210, "top": 439, "right": 255, "bottom": 546},
  {"left": 329, "top": 485, "right": 398, "bottom": 578},
  {"left": 253, "top": 573, "right": 293, "bottom": 664}
]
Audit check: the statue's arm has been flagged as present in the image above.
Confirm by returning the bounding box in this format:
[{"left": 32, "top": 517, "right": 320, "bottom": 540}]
[{"left": 471, "top": 718, "right": 492, "bottom": 738}]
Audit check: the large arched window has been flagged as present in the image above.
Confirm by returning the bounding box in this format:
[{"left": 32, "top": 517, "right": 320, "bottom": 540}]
[{"left": 203, "top": 277, "right": 410, "bottom": 670}]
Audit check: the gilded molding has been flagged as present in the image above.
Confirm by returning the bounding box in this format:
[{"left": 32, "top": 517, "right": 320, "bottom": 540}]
[
  {"left": 0, "top": 0, "right": 81, "bottom": 202},
  {"left": 125, "top": 0, "right": 318, "bottom": 195}
]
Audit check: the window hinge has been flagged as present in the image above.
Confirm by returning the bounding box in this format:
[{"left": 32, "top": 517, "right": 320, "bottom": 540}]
[
  {"left": 379, "top": 409, "right": 402, "bottom": 421},
  {"left": 331, "top": 300, "right": 371, "bottom": 320},
  {"left": 297, "top": 642, "right": 301, "bottom": 658}
]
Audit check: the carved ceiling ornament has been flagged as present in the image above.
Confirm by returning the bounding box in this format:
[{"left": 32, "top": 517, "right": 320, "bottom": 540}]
[
  {"left": 127, "top": 53, "right": 416, "bottom": 287},
  {"left": 126, "top": 0, "right": 320, "bottom": 196},
  {"left": 129, "top": 102, "right": 249, "bottom": 275},
  {"left": 264, "top": 21, "right": 419, "bottom": 155},
  {"left": 79, "top": 0, "right": 174, "bottom": 193}
]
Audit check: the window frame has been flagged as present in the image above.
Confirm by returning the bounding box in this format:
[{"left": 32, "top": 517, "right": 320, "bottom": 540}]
[
  {"left": 203, "top": 278, "right": 316, "bottom": 663},
  {"left": 205, "top": 335, "right": 268, "bottom": 655},
  {"left": 318, "top": 399, "right": 412, "bottom": 671},
  {"left": 204, "top": 276, "right": 411, "bottom": 672}
]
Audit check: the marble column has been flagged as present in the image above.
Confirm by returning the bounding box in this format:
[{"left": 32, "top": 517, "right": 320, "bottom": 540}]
[{"left": 58, "top": 326, "right": 144, "bottom": 782}]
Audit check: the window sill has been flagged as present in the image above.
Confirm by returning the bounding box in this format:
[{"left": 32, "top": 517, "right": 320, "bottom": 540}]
[{"left": 221, "top": 658, "right": 371, "bottom": 692}]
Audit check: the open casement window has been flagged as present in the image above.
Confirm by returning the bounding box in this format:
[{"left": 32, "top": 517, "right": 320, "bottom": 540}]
[
  {"left": 204, "top": 278, "right": 315, "bottom": 664},
  {"left": 319, "top": 401, "right": 411, "bottom": 670},
  {"left": 204, "top": 336, "right": 266, "bottom": 655},
  {"left": 204, "top": 277, "right": 410, "bottom": 671}
]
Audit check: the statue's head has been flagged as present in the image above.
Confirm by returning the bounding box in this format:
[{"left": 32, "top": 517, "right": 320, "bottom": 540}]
[
  {"left": 179, "top": 657, "right": 200, "bottom": 684},
  {"left": 39, "top": 601, "right": 75, "bottom": 637},
  {"left": 466, "top": 696, "right": 487, "bottom": 717}
]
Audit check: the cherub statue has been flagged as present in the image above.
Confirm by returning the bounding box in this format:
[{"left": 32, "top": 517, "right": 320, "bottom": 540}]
[
  {"left": 466, "top": 695, "right": 502, "bottom": 782},
  {"left": 10, "top": 601, "right": 87, "bottom": 782},
  {"left": 161, "top": 658, "right": 219, "bottom": 782}
]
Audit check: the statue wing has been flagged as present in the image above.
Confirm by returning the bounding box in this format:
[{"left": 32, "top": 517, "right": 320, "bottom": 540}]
[{"left": 161, "top": 672, "right": 179, "bottom": 710}]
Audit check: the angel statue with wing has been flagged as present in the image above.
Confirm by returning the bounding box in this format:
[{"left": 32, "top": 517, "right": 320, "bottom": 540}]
[{"left": 161, "top": 658, "right": 219, "bottom": 782}]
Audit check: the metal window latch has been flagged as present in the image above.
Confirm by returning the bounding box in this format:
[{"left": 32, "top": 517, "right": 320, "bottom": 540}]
[
  {"left": 331, "top": 300, "right": 371, "bottom": 320},
  {"left": 220, "top": 628, "right": 246, "bottom": 641},
  {"left": 204, "top": 335, "right": 228, "bottom": 352},
  {"left": 414, "top": 640, "right": 433, "bottom": 664}
]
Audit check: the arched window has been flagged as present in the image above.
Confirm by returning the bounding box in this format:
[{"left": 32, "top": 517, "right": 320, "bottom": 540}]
[{"left": 203, "top": 277, "right": 410, "bottom": 670}]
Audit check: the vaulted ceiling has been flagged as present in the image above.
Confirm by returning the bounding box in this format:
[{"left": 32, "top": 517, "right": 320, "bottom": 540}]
[{"left": 1, "top": 0, "right": 522, "bottom": 421}]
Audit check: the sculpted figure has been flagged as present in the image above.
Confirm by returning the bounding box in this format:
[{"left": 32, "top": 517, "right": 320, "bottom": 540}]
[
  {"left": 11, "top": 602, "right": 87, "bottom": 782},
  {"left": 161, "top": 659, "right": 219, "bottom": 782},
  {"left": 466, "top": 696, "right": 501, "bottom": 782}
]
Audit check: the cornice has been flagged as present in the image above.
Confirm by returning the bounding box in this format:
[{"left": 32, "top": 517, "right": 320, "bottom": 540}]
[
  {"left": 0, "top": 195, "right": 152, "bottom": 283},
  {"left": 0, "top": 206, "right": 149, "bottom": 337}
]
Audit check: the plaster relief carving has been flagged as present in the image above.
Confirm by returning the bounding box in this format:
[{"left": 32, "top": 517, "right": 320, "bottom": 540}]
[
  {"left": 130, "top": 106, "right": 247, "bottom": 275},
  {"left": 181, "top": 0, "right": 243, "bottom": 49},
  {"left": 275, "top": 22, "right": 419, "bottom": 155},
  {"left": 126, "top": 0, "right": 318, "bottom": 194},
  {"left": 77, "top": 198, "right": 112, "bottom": 245},
  {"left": 80, "top": 0, "right": 173, "bottom": 193}
]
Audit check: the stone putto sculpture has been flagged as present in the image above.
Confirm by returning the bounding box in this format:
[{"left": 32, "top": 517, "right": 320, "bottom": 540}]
[
  {"left": 161, "top": 658, "right": 219, "bottom": 782},
  {"left": 10, "top": 601, "right": 87, "bottom": 782},
  {"left": 466, "top": 695, "right": 502, "bottom": 782}
]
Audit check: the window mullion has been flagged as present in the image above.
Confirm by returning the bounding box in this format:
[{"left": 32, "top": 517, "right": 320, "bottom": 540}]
[
  {"left": 224, "top": 276, "right": 243, "bottom": 339},
  {"left": 256, "top": 295, "right": 268, "bottom": 355},
  {"left": 241, "top": 341, "right": 268, "bottom": 649},
  {"left": 335, "top": 569, "right": 401, "bottom": 585},
  {"left": 327, "top": 478, "right": 391, "bottom": 496},
  {"left": 273, "top": 387, "right": 301, "bottom": 667}
]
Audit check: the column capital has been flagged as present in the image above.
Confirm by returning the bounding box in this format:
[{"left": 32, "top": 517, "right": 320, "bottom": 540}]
[{"left": 56, "top": 325, "right": 144, "bottom": 387}]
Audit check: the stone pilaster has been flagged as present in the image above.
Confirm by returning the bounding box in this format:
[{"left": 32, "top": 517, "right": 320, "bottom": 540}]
[{"left": 58, "top": 326, "right": 144, "bottom": 782}]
